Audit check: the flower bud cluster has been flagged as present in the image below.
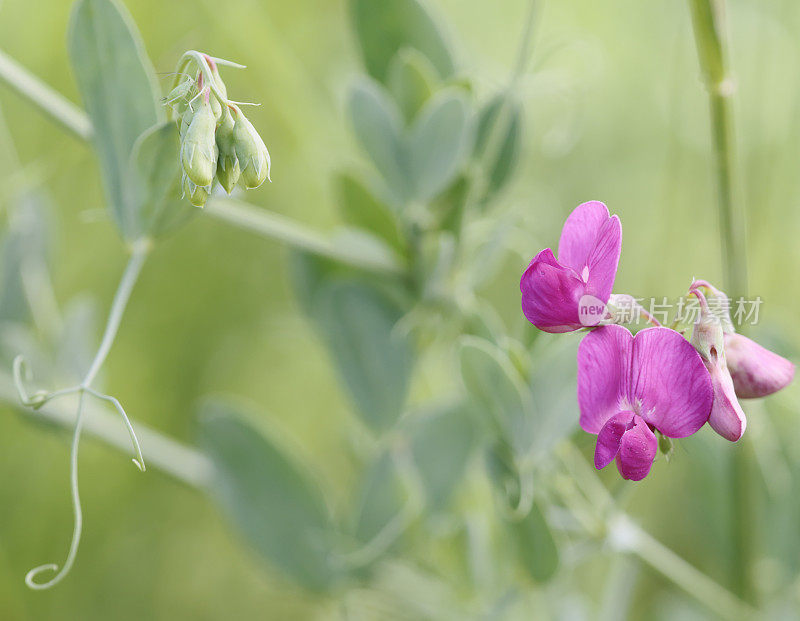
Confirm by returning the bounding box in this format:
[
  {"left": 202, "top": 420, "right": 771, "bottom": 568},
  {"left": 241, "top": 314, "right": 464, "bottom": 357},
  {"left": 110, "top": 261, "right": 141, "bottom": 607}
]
[{"left": 165, "top": 52, "right": 271, "bottom": 208}]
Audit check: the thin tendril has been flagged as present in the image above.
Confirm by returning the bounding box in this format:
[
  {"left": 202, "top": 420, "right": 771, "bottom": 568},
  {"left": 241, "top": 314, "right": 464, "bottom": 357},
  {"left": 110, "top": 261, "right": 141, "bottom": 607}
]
[
  {"left": 19, "top": 240, "right": 149, "bottom": 589},
  {"left": 25, "top": 391, "right": 86, "bottom": 590},
  {"left": 83, "top": 387, "right": 145, "bottom": 472},
  {"left": 12, "top": 355, "right": 80, "bottom": 408}
]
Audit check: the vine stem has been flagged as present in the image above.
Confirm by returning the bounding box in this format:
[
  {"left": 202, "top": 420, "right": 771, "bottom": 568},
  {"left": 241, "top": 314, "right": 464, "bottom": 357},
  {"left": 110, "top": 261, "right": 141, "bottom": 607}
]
[
  {"left": 204, "top": 197, "right": 404, "bottom": 275},
  {"left": 82, "top": 239, "right": 150, "bottom": 387},
  {"left": 687, "top": 0, "right": 755, "bottom": 604}
]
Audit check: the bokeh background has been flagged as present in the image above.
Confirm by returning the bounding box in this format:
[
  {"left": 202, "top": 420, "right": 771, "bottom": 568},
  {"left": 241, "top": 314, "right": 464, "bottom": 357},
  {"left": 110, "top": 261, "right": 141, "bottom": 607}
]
[{"left": 1, "top": 0, "right": 800, "bottom": 619}]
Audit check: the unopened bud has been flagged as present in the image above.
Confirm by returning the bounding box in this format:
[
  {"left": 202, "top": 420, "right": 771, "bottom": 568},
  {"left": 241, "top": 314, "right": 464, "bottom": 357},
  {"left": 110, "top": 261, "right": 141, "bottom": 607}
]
[
  {"left": 232, "top": 109, "right": 271, "bottom": 189},
  {"left": 181, "top": 97, "right": 217, "bottom": 187},
  {"left": 178, "top": 105, "right": 194, "bottom": 137},
  {"left": 724, "top": 332, "right": 795, "bottom": 399},
  {"left": 691, "top": 280, "right": 734, "bottom": 333},
  {"left": 690, "top": 289, "right": 746, "bottom": 442},
  {"left": 215, "top": 108, "right": 240, "bottom": 194},
  {"left": 210, "top": 94, "right": 223, "bottom": 124},
  {"left": 182, "top": 173, "right": 209, "bottom": 208}
]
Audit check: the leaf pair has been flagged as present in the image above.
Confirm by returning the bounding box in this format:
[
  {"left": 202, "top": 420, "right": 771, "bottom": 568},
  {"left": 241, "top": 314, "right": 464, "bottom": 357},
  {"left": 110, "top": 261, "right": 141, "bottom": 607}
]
[{"left": 349, "top": 79, "right": 471, "bottom": 208}]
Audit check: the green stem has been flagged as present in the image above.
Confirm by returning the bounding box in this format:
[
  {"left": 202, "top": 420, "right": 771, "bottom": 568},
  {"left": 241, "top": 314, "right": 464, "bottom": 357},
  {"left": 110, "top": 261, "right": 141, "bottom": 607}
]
[
  {"left": 82, "top": 239, "right": 150, "bottom": 387},
  {"left": 0, "top": 49, "right": 92, "bottom": 141},
  {"left": 608, "top": 515, "right": 756, "bottom": 621},
  {"left": 559, "top": 444, "right": 756, "bottom": 620},
  {"left": 205, "top": 197, "right": 405, "bottom": 276},
  {"left": 687, "top": 0, "right": 754, "bottom": 603}
]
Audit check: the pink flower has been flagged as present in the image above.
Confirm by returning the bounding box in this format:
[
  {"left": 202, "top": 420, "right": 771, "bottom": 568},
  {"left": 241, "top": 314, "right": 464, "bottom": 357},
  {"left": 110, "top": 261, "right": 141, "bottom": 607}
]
[
  {"left": 520, "top": 201, "right": 621, "bottom": 333},
  {"left": 724, "top": 333, "right": 795, "bottom": 399},
  {"left": 578, "top": 325, "right": 713, "bottom": 481}
]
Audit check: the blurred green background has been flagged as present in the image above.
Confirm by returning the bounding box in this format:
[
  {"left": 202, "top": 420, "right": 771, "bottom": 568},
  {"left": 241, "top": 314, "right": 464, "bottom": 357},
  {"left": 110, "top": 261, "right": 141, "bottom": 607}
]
[{"left": 2, "top": 0, "right": 800, "bottom": 619}]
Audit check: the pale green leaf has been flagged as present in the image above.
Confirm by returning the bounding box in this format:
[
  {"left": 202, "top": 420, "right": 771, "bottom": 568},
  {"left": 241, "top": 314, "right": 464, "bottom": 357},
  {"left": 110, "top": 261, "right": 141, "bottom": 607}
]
[
  {"left": 353, "top": 451, "right": 406, "bottom": 544},
  {"left": 527, "top": 335, "right": 580, "bottom": 455},
  {"left": 130, "top": 122, "right": 195, "bottom": 238},
  {"left": 458, "top": 336, "right": 535, "bottom": 460},
  {"left": 474, "top": 95, "right": 523, "bottom": 200},
  {"left": 349, "top": 80, "right": 471, "bottom": 206},
  {"left": 0, "top": 192, "right": 51, "bottom": 324},
  {"left": 349, "top": 0, "right": 455, "bottom": 83},
  {"left": 408, "top": 89, "right": 472, "bottom": 203},
  {"left": 198, "top": 399, "right": 340, "bottom": 592},
  {"left": 511, "top": 501, "right": 559, "bottom": 583},
  {"left": 348, "top": 79, "right": 407, "bottom": 206},
  {"left": 387, "top": 48, "right": 438, "bottom": 123},
  {"left": 408, "top": 402, "right": 476, "bottom": 510},
  {"left": 313, "top": 282, "right": 414, "bottom": 433},
  {"left": 68, "top": 0, "right": 162, "bottom": 239},
  {"left": 336, "top": 172, "right": 405, "bottom": 253}
]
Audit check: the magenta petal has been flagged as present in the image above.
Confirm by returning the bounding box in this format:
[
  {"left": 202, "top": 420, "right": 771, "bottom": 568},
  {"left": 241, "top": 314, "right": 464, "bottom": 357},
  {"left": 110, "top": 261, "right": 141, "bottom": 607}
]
[
  {"left": 520, "top": 249, "right": 586, "bottom": 333},
  {"left": 594, "top": 411, "right": 634, "bottom": 469},
  {"left": 557, "top": 201, "right": 612, "bottom": 274},
  {"left": 578, "top": 325, "right": 633, "bottom": 434},
  {"left": 724, "top": 333, "right": 795, "bottom": 399},
  {"left": 584, "top": 215, "right": 621, "bottom": 303},
  {"left": 615, "top": 415, "right": 657, "bottom": 481},
  {"left": 631, "top": 327, "right": 713, "bottom": 438},
  {"left": 707, "top": 363, "right": 747, "bottom": 441}
]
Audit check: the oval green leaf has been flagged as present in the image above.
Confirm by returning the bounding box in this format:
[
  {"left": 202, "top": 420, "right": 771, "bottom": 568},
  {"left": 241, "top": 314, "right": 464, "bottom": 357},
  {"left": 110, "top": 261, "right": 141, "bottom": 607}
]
[
  {"left": 313, "top": 282, "right": 414, "bottom": 433},
  {"left": 408, "top": 402, "right": 476, "bottom": 510},
  {"left": 68, "top": 0, "right": 162, "bottom": 240},
  {"left": 198, "top": 399, "right": 340, "bottom": 592},
  {"left": 349, "top": 0, "right": 455, "bottom": 83},
  {"left": 458, "top": 336, "right": 535, "bottom": 460},
  {"left": 408, "top": 89, "right": 472, "bottom": 203},
  {"left": 387, "top": 47, "right": 438, "bottom": 123},
  {"left": 473, "top": 95, "right": 523, "bottom": 201},
  {"left": 510, "top": 500, "right": 559, "bottom": 583}
]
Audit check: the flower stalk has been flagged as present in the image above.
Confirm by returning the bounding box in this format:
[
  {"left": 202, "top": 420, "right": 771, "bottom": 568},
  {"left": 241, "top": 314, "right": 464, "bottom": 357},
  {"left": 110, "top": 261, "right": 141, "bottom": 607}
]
[{"left": 687, "top": 0, "right": 755, "bottom": 603}]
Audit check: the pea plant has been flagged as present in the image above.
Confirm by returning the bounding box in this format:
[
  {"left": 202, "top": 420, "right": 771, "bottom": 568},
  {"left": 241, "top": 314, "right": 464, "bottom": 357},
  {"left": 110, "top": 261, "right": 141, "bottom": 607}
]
[{"left": 0, "top": 0, "right": 792, "bottom": 617}]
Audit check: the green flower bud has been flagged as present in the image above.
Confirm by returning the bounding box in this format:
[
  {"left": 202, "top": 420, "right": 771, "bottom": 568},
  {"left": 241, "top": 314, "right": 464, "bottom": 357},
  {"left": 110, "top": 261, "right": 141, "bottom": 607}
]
[
  {"left": 182, "top": 173, "right": 209, "bottom": 208},
  {"left": 210, "top": 93, "right": 223, "bottom": 124},
  {"left": 181, "top": 98, "right": 217, "bottom": 187},
  {"left": 215, "top": 108, "right": 240, "bottom": 194},
  {"left": 178, "top": 105, "right": 194, "bottom": 137},
  {"left": 210, "top": 64, "right": 228, "bottom": 100},
  {"left": 232, "top": 110, "right": 271, "bottom": 189}
]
